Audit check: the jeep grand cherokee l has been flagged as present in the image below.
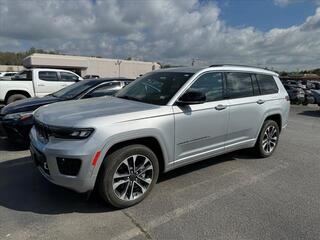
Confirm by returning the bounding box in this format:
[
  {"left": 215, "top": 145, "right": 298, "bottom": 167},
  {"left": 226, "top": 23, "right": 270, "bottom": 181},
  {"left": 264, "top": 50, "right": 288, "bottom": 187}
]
[{"left": 30, "top": 65, "right": 290, "bottom": 208}]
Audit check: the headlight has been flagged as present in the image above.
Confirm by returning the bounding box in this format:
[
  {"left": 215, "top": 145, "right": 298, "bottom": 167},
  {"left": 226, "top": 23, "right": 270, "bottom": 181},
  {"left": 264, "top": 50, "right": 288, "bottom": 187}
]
[
  {"left": 3, "top": 112, "right": 33, "bottom": 121},
  {"left": 50, "top": 127, "right": 94, "bottom": 139}
]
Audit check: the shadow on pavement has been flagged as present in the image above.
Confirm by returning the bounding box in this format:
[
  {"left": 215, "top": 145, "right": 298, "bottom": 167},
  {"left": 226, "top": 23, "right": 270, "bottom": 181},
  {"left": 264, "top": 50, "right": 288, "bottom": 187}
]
[
  {"left": 0, "top": 149, "right": 256, "bottom": 215},
  {"left": 159, "top": 149, "right": 256, "bottom": 182},
  {"left": 298, "top": 109, "right": 320, "bottom": 118},
  {"left": 0, "top": 137, "right": 30, "bottom": 151},
  {"left": 0, "top": 156, "right": 112, "bottom": 215}
]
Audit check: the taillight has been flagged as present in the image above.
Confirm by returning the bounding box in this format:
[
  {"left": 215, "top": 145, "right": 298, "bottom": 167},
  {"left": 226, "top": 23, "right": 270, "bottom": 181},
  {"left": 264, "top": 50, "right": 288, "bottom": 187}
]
[{"left": 285, "top": 95, "right": 290, "bottom": 101}]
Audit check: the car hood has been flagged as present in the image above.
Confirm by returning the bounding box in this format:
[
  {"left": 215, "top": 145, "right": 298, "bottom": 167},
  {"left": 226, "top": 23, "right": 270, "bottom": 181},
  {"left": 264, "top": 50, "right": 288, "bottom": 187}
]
[
  {"left": 1, "top": 95, "right": 60, "bottom": 115},
  {"left": 34, "top": 96, "right": 162, "bottom": 127}
]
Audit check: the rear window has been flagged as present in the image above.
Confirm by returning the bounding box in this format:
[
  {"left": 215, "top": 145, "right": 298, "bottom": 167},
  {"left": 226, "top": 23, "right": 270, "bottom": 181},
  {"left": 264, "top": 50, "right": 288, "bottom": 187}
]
[
  {"left": 12, "top": 70, "right": 32, "bottom": 81},
  {"left": 226, "top": 72, "right": 254, "bottom": 99},
  {"left": 256, "top": 74, "right": 278, "bottom": 95},
  {"left": 39, "top": 71, "right": 59, "bottom": 81}
]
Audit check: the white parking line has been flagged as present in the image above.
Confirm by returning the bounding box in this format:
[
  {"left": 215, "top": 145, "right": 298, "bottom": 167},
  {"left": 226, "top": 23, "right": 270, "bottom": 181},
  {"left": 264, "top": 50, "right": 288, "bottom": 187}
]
[{"left": 113, "top": 162, "right": 289, "bottom": 240}]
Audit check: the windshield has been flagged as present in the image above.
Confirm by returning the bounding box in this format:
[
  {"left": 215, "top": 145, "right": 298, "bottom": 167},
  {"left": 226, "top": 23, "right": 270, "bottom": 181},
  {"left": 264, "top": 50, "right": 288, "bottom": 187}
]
[
  {"left": 51, "top": 80, "right": 97, "bottom": 99},
  {"left": 116, "top": 71, "right": 194, "bottom": 105}
]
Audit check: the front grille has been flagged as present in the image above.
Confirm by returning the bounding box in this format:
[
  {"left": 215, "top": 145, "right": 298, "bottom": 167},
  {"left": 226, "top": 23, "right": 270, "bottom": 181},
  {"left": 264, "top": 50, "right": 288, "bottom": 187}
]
[{"left": 34, "top": 120, "right": 50, "bottom": 142}]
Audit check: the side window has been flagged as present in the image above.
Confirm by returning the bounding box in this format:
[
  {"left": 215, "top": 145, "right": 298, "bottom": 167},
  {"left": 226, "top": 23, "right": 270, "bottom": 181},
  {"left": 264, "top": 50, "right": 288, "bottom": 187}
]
[
  {"left": 226, "top": 72, "right": 254, "bottom": 99},
  {"left": 187, "top": 72, "right": 223, "bottom": 102},
  {"left": 39, "top": 71, "right": 59, "bottom": 81},
  {"left": 60, "top": 72, "right": 79, "bottom": 81},
  {"left": 83, "top": 82, "right": 121, "bottom": 98},
  {"left": 12, "top": 70, "right": 32, "bottom": 81},
  {"left": 256, "top": 74, "right": 278, "bottom": 95}
]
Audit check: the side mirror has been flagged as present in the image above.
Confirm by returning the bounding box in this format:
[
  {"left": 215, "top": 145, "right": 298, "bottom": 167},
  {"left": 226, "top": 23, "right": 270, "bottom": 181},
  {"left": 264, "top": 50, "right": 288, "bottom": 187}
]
[{"left": 176, "top": 90, "right": 206, "bottom": 105}]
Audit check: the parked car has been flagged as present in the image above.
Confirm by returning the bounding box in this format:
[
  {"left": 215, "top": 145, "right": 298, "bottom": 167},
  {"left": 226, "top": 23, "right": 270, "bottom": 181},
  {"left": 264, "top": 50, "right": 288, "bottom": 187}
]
[
  {"left": 0, "top": 69, "right": 83, "bottom": 104},
  {"left": 283, "top": 84, "right": 305, "bottom": 104},
  {"left": 0, "top": 71, "right": 18, "bottom": 80},
  {"left": 0, "top": 78, "right": 133, "bottom": 141},
  {"left": 302, "top": 88, "right": 316, "bottom": 105},
  {"left": 30, "top": 65, "right": 290, "bottom": 208},
  {"left": 84, "top": 75, "right": 100, "bottom": 79}
]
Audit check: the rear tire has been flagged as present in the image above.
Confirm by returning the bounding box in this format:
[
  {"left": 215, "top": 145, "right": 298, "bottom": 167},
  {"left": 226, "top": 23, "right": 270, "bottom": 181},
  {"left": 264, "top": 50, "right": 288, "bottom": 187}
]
[
  {"left": 98, "top": 144, "right": 159, "bottom": 208},
  {"left": 7, "top": 94, "right": 27, "bottom": 104},
  {"left": 255, "top": 120, "right": 280, "bottom": 158}
]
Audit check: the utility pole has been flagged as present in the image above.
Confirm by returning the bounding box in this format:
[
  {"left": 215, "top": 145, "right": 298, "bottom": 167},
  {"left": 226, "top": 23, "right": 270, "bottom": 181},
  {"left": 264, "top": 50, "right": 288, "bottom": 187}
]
[{"left": 115, "top": 60, "right": 122, "bottom": 77}]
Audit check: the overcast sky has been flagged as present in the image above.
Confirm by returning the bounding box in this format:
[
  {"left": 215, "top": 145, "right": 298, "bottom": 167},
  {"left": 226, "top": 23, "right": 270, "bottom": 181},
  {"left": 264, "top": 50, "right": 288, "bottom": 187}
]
[{"left": 0, "top": 0, "right": 320, "bottom": 70}]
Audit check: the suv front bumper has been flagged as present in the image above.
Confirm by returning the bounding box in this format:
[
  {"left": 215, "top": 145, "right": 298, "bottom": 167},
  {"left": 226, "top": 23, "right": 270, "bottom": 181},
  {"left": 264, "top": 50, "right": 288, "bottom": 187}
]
[{"left": 29, "top": 127, "right": 99, "bottom": 193}]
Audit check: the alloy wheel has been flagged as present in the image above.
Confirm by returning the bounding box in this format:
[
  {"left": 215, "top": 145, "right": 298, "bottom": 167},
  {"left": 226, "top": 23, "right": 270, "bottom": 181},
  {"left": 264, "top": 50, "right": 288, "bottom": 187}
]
[
  {"left": 112, "top": 154, "right": 154, "bottom": 201},
  {"left": 262, "top": 125, "right": 278, "bottom": 154}
]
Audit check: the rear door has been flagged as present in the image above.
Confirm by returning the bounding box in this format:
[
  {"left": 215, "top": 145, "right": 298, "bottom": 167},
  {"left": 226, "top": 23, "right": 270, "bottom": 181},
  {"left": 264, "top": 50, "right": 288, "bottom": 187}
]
[
  {"left": 225, "top": 72, "right": 265, "bottom": 151},
  {"left": 34, "top": 70, "right": 63, "bottom": 97}
]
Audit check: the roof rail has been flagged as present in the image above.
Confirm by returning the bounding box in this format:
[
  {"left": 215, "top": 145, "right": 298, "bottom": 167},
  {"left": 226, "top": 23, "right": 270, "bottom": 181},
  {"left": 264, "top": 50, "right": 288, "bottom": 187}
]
[{"left": 209, "top": 64, "right": 270, "bottom": 70}]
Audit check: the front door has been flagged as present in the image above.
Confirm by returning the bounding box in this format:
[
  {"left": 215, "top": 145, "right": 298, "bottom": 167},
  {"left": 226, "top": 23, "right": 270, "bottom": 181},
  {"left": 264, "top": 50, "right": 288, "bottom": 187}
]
[{"left": 173, "top": 72, "right": 229, "bottom": 165}]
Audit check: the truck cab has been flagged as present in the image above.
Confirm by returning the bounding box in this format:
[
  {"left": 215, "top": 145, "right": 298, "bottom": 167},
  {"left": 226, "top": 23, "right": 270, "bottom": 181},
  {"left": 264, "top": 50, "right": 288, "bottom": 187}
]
[{"left": 0, "top": 68, "right": 82, "bottom": 104}]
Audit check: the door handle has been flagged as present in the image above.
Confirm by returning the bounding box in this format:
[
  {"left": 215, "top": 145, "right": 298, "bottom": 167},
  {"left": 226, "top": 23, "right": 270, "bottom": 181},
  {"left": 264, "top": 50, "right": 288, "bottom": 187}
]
[
  {"left": 37, "top": 84, "right": 45, "bottom": 87},
  {"left": 215, "top": 105, "right": 227, "bottom": 111},
  {"left": 61, "top": 84, "right": 68, "bottom": 87},
  {"left": 256, "top": 99, "right": 265, "bottom": 105}
]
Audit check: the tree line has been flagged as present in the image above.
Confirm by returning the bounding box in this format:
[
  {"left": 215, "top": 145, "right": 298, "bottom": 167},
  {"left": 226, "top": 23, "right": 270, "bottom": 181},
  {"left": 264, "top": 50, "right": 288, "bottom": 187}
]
[{"left": 0, "top": 48, "right": 319, "bottom": 76}]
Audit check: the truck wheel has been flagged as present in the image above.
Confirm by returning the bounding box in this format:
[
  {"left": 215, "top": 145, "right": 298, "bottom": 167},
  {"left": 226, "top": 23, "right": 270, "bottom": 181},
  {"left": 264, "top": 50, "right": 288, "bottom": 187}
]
[
  {"left": 7, "top": 94, "right": 27, "bottom": 104},
  {"left": 255, "top": 120, "right": 280, "bottom": 158},
  {"left": 99, "top": 144, "right": 159, "bottom": 208}
]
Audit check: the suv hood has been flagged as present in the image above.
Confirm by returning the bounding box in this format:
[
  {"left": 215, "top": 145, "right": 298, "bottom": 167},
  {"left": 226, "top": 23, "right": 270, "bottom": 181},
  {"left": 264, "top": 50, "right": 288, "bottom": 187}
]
[
  {"left": 34, "top": 96, "right": 161, "bottom": 127},
  {"left": 1, "top": 95, "right": 59, "bottom": 115}
]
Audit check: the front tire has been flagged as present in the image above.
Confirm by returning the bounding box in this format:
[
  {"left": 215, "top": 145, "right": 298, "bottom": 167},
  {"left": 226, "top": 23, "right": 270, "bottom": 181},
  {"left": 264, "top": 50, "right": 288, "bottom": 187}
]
[
  {"left": 255, "top": 120, "right": 280, "bottom": 158},
  {"left": 98, "top": 144, "right": 159, "bottom": 208},
  {"left": 7, "top": 94, "right": 27, "bottom": 104}
]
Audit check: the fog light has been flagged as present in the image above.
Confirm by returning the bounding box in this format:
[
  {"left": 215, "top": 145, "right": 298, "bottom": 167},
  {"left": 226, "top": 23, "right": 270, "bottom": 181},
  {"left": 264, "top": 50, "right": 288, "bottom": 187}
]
[{"left": 56, "top": 157, "right": 81, "bottom": 176}]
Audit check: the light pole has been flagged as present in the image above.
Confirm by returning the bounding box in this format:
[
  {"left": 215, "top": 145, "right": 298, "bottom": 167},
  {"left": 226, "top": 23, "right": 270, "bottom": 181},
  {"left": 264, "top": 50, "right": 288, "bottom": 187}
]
[{"left": 115, "top": 60, "right": 122, "bottom": 77}]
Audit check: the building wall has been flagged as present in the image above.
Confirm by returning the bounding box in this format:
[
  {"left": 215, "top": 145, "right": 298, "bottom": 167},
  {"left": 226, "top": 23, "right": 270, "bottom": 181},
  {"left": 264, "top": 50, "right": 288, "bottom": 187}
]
[
  {"left": 23, "top": 54, "right": 160, "bottom": 78},
  {"left": 0, "top": 65, "right": 24, "bottom": 72}
]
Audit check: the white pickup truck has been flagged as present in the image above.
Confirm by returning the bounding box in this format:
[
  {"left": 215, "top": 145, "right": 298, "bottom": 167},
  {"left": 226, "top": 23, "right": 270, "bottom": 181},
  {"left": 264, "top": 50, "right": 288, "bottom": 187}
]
[{"left": 0, "top": 68, "right": 82, "bottom": 104}]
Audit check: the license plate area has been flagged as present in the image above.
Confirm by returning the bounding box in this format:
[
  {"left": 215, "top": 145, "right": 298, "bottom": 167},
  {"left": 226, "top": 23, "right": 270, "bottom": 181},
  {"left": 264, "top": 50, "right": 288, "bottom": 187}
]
[{"left": 30, "top": 145, "right": 50, "bottom": 175}]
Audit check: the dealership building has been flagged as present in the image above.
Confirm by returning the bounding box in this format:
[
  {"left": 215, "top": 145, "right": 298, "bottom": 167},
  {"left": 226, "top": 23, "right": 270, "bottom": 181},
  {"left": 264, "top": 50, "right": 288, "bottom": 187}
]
[{"left": 22, "top": 53, "right": 160, "bottom": 78}]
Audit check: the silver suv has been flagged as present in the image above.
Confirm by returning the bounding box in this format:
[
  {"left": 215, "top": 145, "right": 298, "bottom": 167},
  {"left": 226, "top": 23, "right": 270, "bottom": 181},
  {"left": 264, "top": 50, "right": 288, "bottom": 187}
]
[{"left": 30, "top": 65, "right": 290, "bottom": 208}]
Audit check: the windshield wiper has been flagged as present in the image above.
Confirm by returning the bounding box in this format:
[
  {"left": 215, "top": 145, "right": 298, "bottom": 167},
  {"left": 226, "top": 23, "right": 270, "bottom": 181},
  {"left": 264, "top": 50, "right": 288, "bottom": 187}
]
[{"left": 117, "top": 95, "right": 141, "bottom": 102}]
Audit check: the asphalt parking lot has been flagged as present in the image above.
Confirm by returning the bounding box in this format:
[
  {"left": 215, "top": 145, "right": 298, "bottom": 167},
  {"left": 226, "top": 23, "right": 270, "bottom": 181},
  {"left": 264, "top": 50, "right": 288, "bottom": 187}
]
[{"left": 0, "top": 105, "right": 320, "bottom": 240}]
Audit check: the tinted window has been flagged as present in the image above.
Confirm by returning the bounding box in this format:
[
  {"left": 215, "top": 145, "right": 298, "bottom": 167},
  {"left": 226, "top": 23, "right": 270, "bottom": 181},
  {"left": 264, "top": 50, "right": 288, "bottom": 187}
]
[
  {"left": 4, "top": 73, "right": 16, "bottom": 76},
  {"left": 226, "top": 72, "right": 253, "bottom": 98},
  {"left": 83, "top": 82, "right": 121, "bottom": 98},
  {"left": 60, "top": 72, "right": 78, "bottom": 81},
  {"left": 12, "top": 70, "right": 32, "bottom": 81},
  {"left": 187, "top": 72, "right": 223, "bottom": 102},
  {"left": 117, "top": 72, "right": 194, "bottom": 105},
  {"left": 52, "top": 80, "right": 98, "bottom": 99},
  {"left": 256, "top": 74, "right": 278, "bottom": 95},
  {"left": 39, "top": 71, "right": 59, "bottom": 81}
]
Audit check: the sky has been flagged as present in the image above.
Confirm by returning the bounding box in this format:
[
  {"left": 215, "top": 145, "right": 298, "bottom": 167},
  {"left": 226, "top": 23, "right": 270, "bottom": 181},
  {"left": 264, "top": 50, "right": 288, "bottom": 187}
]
[{"left": 0, "top": 0, "right": 320, "bottom": 71}]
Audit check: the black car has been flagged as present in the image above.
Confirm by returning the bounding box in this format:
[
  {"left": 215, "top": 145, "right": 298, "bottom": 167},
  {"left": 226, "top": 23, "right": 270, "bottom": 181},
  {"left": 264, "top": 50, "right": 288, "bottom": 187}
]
[{"left": 0, "top": 78, "right": 133, "bottom": 141}]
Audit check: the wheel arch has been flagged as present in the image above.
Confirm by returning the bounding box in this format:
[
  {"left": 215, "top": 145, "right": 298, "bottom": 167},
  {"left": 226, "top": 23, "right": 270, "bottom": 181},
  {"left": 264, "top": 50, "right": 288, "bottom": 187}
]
[{"left": 5, "top": 90, "right": 31, "bottom": 103}]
